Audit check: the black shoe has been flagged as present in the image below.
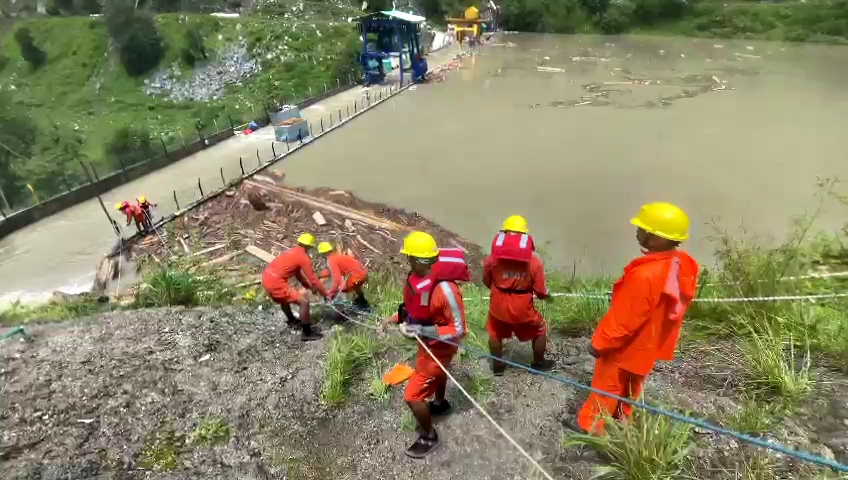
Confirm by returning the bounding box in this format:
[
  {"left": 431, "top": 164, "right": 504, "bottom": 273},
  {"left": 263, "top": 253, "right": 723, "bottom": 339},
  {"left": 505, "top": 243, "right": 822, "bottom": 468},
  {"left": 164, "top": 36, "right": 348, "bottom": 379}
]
[
  {"left": 300, "top": 326, "right": 323, "bottom": 342},
  {"left": 562, "top": 416, "right": 585, "bottom": 433},
  {"left": 531, "top": 359, "right": 556, "bottom": 373},
  {"left": 353, "top": 297, "right": 371, "bottom": 311},
  {"left": 405, "top": 432, "right": 440, "bottom": 459},
  {"left": 428, "top": 400, "right": 452, "bottom": 416},
  {"left": 492, "top": 359, "right": 506, "bottom": 377}
]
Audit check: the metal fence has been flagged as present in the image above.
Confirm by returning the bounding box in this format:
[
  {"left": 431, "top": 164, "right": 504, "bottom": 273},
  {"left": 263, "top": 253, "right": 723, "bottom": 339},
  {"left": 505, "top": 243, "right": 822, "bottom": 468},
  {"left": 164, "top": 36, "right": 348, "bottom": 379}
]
[
  {"left": 115, "top": 80, "right": 410, "bottom": 244},
  {"left": 0, "top": 71, "right": 360, "bottom": 224}
]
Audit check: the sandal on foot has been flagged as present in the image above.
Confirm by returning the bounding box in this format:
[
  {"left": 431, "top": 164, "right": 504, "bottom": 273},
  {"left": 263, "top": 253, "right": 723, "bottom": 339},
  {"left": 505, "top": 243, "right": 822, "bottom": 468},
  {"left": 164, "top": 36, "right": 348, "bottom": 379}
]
[
  {"left": 531, "top": 359, "right": 556, "bottom": 372},
  {"left": 405, "top": 432, "right": 440, "bottom": 459}
]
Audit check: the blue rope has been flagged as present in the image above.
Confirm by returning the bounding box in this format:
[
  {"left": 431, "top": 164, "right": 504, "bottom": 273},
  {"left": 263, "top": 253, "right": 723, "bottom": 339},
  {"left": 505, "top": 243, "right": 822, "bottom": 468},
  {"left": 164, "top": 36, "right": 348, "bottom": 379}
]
[{"left": 338, "top": 308, "right": 848, "bottom": 472}]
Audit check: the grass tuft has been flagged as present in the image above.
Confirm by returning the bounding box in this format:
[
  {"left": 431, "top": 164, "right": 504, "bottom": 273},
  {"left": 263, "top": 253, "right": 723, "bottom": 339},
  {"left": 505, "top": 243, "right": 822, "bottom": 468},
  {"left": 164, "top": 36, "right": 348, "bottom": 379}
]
[
  {"left": 320, "top": 330, "right": 378, "bottom": 405},
  {"left": 742, "top": 322, "right": 813, "bottom": 406},
  {"left": 563, "top": 404, "right": 694, "bottom": 480},
  {"left": 189, "top": 417, "right": 232, "bottom": 446},
  {"left": 134, "top": 258, "right": 232, "bottom": 308},
  {"left": 724, "top": 396, "right": 780, "bottom": 436},
  {"left": 138, "top": 428, "right": 186, "bottom": 472}
]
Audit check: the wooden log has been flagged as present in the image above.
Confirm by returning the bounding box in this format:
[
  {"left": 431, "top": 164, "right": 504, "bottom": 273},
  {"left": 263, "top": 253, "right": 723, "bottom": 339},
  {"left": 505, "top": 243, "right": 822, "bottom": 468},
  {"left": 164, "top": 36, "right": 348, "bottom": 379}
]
[
  {"left": 190, "top": 244, "right": 226, "bottom": 257},
  {"left": 246, "top": 245, "right": 276, "bottom": 263},
  {"left": 204, "top": 250, "right": 243, "bottom": 266},
  {"left": 312, "top": 211, "right": 327, "bottom": 226}
]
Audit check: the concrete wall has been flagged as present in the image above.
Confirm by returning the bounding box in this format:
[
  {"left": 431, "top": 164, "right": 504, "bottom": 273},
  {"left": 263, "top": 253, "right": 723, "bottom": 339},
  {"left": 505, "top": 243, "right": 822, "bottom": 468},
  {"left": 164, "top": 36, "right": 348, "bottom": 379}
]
[{"left": 0, "top": 83, "right": 355, "bottom": 240}]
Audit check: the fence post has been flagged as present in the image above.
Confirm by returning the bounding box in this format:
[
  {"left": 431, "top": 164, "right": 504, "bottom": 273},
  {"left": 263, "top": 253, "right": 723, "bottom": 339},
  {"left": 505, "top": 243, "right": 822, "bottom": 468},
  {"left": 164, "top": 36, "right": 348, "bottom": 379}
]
[
  {"left": 88, "top": 162, "right": 101, "bottom": 182},
  {"left": 220, "top": 167, "right": 226, "bottom": 186},
  {"left": 272, "top": 142, "right": 276, "bottom": 157},
  {"left": 213, "top": 119, "right": 220, "bottom": 134},
  {"left": 285, "top": 137, "right": 289, "bottom": 151},
  {"left": 60, "top": 172, "right": 72, "bottom": 193},
  {"left": 338, "top": 109, "right": 342, "bottom": 123},
  {"left": 324, "top": 83, "right": 327, "bottom": 93},
  {"left": 329, "top": 114, "right": 333, "bottom": 128},
  {"left": 256, "top": 149, "right": 261, "bottom": 166},
  {"left": 308, "top": 123, "right": 313, "bottom": 138},
  {"left": 197, "top": 178, "right": 204, "bottom": 197},
  {"left": 195, "top": 120, "right": 204, "bottom": 144},
  {"left": 0, "top": 186, "right": 9, "bottom": 217},
  {"left": 179, "top": 130, "right": 186, "bottom": 151},
  {"left": 160, "top": 137, "right": 168, "bottom": 154},
  {"left": 298, "top": 129, "right": 303, "bottom": 144},
  {"left": 347, "top": 105, "right": 350, "bottom": 117},
  {"left": 354, "top": 101, "right": 358, "bottom": 113},
  {"left": 337, "top": 78, "right": 340, "bottom": 88},
  {"left": 264, "top": 103, "right": 272, "bottom": 124},
  {"left": 239, "top": 157, "right": 244, "bottom": 175},
  {"left": 228, "top": 114, "right": 235, "bottom": 133},
  {"left": 320, "top": 117, "right": 324, "bottom": 132},
  {"left": 173, "top": 190, "right": 180, "bottom": 210},
  {"left": 0, "top": 202, "right": 6, "bottom": 219}
]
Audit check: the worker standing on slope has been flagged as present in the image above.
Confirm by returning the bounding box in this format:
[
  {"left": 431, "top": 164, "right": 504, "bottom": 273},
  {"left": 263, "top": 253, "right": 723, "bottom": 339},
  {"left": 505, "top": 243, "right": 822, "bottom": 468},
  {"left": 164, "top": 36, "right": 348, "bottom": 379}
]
[
  {"left": 316, "top": 242, "right": 370, "bottom": 310},
  {"left": 567, "top": 202, "right": 699, "bottom": 435},
  {"left": 116, "top": 201, "right": 143, "bottom": 234},
  {"left": 392, "top": 231, "right": 470, "bottom": 459},
  {"left": 262, "top": 233, "right": 331, "bottom": 342},
  {"left": 136, "top": 196, "right": 157, "bottom": 231},
  {"left": 484, "top": 215, "right": 555, "bottom": 376}
]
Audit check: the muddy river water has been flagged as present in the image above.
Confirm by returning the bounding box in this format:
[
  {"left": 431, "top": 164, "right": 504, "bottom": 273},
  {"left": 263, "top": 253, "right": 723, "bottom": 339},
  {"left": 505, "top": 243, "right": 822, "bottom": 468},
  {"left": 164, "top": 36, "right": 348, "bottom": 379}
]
[{"left": 3, "top": 33, "right": 848, "bottom": 303}]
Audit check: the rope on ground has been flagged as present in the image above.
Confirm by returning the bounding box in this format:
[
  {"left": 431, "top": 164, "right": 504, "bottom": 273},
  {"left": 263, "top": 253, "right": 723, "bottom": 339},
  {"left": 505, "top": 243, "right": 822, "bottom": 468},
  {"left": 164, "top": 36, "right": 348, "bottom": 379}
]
[
  {"left": 415, "top": 336, "right": 556, "bottom": 480},
  {"left": 331, "top": 306, "right": 848, "bottom": 473},
  {"left": 143, "top": 209, "right": 173, "bottom": 258},
  {"left": 327, "top": 305, "right": 555, "bottom": 479}
]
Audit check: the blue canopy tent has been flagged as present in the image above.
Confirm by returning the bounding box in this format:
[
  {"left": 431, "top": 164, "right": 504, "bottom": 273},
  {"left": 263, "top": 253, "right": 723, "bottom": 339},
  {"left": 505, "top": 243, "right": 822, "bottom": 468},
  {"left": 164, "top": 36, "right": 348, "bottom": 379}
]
[{"left": 356, "top": 10, "right": 425, "bottom": 87}]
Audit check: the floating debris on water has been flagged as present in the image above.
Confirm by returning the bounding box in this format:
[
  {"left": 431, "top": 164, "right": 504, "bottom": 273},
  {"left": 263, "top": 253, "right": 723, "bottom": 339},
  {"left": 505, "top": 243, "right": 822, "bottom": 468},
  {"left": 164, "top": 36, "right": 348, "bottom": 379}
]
[{"left": 536, "top": 66, "right": 565, "bottom": 73}]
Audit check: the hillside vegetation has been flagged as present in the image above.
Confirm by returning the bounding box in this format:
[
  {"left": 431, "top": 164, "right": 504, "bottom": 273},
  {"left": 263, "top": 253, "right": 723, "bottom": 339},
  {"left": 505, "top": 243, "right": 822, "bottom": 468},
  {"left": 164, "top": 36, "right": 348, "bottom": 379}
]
[{"left": 0, "top": 8, "right": 359, "bottom": 210}]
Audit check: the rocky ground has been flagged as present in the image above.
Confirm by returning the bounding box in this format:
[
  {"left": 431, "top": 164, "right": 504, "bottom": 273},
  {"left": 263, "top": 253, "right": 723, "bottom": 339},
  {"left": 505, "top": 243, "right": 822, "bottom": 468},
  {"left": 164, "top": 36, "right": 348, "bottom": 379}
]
[{"left": 2, "top": 306, "right": 846, "bottom": 479}]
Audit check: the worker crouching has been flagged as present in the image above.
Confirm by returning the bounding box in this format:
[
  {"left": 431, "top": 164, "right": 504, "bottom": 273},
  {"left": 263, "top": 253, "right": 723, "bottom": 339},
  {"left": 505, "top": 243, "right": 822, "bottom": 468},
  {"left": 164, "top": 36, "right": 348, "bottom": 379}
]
[
  {"left": 571, "top": 202, "right": 699, "bottom": 435},
  {"left": 116, "top": 201, "right": 143, "bottom": 234},
  {"left": 317, "top": 242, "right": 370, "bottom": 310},
  {"left": 484, "top": 215, "right": 555, "bottom": 375},
  {"left": 261, "top": 233, "right": 331, "bottom": 342},
  {"left": 392, "top": 231, "right": 470, "bottom": 459}
]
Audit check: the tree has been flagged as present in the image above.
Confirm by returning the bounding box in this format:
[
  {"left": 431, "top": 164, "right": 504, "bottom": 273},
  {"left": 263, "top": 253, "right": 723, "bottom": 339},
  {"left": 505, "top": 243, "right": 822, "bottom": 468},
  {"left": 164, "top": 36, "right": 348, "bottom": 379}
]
[
  {"left": 105, "top": 126, "right": 157, "bottom": 171},
  {"left": 104, "top": 0, "right": 164, "bottom": 77},
  {"left": 14, "top": 27, "right": 46, "bottom": 70}
]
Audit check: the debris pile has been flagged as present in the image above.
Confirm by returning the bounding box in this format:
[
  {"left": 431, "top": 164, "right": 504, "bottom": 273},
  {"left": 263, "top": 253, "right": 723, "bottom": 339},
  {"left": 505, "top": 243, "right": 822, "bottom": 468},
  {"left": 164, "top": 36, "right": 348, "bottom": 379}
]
[
  {"left": 132, "top": 173, "right": 484, "bottom": 283},
  {"left": 143, "top": 40, "right": 259, "bottom": 102}
]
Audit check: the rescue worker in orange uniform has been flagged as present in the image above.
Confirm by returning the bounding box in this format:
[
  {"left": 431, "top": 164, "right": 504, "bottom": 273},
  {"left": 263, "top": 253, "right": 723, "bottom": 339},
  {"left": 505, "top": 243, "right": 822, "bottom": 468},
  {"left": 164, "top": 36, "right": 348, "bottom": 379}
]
[
  {"left": 316, "top": 242, "right": 370, "bottom": 309},
  {"left": 115, "top": 201, "right": 143, "bottom": 234},
  {"left": 391, "top": 231, "right": 469, "bottom": 459},
  {"left": 136, "top": 196, "right": 157, "bottom": 231},
  {"left": 261, "top": 233, "right": 331, "bottom": 342},
  {"left": 567, "top": 202, "right": 699, "bottom": 435},
  {"left": 484, "top": 215, "right": 555, "bottom": 375}
]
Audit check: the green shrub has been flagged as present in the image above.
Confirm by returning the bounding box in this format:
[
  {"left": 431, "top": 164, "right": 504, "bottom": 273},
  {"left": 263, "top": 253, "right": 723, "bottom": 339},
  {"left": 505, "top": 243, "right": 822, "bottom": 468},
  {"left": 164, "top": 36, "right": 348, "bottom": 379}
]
[
  {"left": 564, "top": 402, "right": 695, "bottom": 479},
  {"left": 134, "top": 260, "right": 232, "bottom": 307},
  {"left": 321, "top": 330, "right": 379, "bottom": 405},
  {"left": 104, "top": 0, "right": 164, "bottom": 76},
  {"left": 190, "top": 417, "right": 232, "bottom": 446},
  {"left": 14, "top": 27, "right": 46, "bottom": 70}
]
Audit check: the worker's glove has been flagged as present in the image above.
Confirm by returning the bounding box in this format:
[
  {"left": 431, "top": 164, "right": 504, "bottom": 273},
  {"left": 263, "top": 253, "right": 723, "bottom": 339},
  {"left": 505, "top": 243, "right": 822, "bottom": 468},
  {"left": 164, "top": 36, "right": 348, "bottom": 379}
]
[
  {"left": 588, "top": 344, "right": 601, "bottom": 359},
  {"left": 399, "top": 323, "right": 421, "bottom": 338}
]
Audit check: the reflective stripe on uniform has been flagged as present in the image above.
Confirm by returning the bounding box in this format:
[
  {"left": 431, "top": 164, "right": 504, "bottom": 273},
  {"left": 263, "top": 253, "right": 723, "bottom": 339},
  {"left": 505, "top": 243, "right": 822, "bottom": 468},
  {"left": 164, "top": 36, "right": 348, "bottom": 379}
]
[
  {"left": 519, "top": 234, "right": 529, "bottom": 249},
  {"left": 438, "top": 257, "right": 466, "bottom": 264},
  {"left": 495, "top": 232, "right": 505, "bottom": 246},
  {"left": 439, "top": 282, "right": 464, "bottom": 339}
]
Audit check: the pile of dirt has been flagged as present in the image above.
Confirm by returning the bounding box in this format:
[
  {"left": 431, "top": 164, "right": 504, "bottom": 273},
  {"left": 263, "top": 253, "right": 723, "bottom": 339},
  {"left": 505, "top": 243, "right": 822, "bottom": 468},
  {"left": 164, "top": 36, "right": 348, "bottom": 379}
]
[{"left": 131, "top": 173, "right": 484, "bottom": 283}]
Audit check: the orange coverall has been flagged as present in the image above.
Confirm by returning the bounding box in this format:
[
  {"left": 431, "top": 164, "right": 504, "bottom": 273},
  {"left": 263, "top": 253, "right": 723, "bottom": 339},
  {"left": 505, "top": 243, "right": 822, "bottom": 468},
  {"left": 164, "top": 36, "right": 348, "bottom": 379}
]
[
  {"left": 403, "top": 281, "right": 467, "bottom": 403},
  {"left": 483, "top": 254, "right": 549, "bottom": 341},
  {"left": 320, "top": 252, "right": 368, "bottom": 297},
  {"left": 261, "top": 247, "right": 329, "bottom": 304},
  {"left": 577, "top": 250, "right": 699, "bottom": 434}
]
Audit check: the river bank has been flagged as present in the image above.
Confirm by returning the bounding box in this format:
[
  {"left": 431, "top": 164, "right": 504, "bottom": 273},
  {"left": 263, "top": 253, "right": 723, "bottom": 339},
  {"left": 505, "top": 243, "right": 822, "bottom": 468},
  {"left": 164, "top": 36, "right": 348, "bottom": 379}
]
[{"left": 2, "top": 200, "right": 848, "bottom": 478}]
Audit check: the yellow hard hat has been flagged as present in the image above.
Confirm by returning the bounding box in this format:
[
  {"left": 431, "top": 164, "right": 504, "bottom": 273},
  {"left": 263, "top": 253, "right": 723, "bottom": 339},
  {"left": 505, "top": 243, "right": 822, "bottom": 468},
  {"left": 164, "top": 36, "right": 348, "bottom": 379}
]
[
  {"left": 317, "top": 242, "right": 333, "bottom": 254},
  {"left": 297, "top": 233, "right": 317, "bottom": 247},
  {"left": 138, "top": 195, "right": 146, "bottom": 203},
  {"left": 115, "top": 203, "right": 123, "bottom": 211},
  {"left": 502, "top": 215, "right": 529, "bottom": 233},
  {"left": 630, "top": 202, "right": 690, "bottom": 241},
  {"left": 400, "top": 231, "right": 439, "bottom": 259}
]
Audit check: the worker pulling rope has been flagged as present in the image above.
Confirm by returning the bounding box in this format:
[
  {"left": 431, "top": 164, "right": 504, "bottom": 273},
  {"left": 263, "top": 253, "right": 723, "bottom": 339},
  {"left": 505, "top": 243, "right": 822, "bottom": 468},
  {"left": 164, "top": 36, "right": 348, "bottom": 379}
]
[{"left": 331, "top": 305, "right": 848, "bottom": 473}]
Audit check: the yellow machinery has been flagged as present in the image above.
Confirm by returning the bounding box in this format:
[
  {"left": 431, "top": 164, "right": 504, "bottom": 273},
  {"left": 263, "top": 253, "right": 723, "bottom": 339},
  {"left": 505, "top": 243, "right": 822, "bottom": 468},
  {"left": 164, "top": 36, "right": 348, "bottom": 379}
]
[{"left": 446, "top": 6, "right": 486, "bottom": 42}]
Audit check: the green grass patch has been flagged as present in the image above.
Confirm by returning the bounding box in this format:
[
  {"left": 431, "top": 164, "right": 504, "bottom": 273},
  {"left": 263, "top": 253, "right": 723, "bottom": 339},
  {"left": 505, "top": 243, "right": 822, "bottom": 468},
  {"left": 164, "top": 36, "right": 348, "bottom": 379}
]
[
  {"left": 400, "top": 410, "right": 418, "bottom": 432},
  {"left": 724, "top": 396, "right": 780, "bottom": 436},
  {"left": 189, "top": 417, "right": 232, "bottom": 446},
  {"left": 138, "top": 428, "right": 187, "bottom": 472},
  {"left": 0, "top": 295, "right": 107, "bottom": 325},
  {"left": 134, "top": 257, "right": 233, "bottom": 308},
  {"left": 742, "top": 322, "right": 813, "bottom": 406},
  {"left": 563, "top": 402, "right": 695, "bottom": 479},
  {"left": 320, "top": 329, "right": 379, "bottom": 405}
]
